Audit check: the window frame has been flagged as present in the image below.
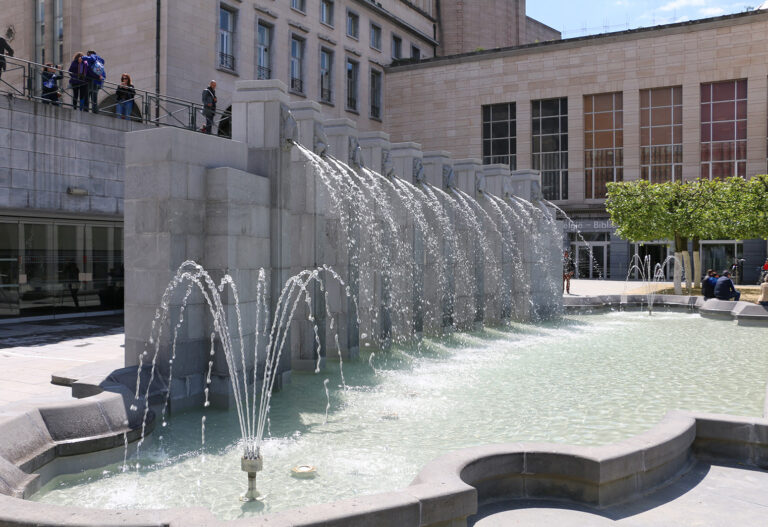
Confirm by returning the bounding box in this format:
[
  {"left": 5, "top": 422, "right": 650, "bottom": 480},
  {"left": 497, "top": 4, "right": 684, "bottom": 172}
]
[
  {"left": 346, "top": 57, "right": 359, "bottom": 113},
  {"left": 370, "top": 68, "right": 383, "bottom": 120},
  {"left": 410, "top": 44, "right": 421, "bottom": 59},
  {"left": 290, "top": 0, "right": 306, "bottom": 14},
  {"left": 218, "top": 4, "right": 237, "bottom": 72},
  {"left": 584, "top": 92, "right": 623, "bottom": 200},
  {"left": 346, "top": 9, "right": 360, "bottom": 39},
  {"left": 370, "top": 22, "right": 382, "bottom": 51},
  {"left": 320, "top": 0, "right": 334, "bottom": 27},
  {"left": 391, "top": 34, "right": 402, "bottom": 60},
  {"left": 482, "top": 102, "right": 517, "bottom": 170},
  {"left": 256, "top": 20, "right": 272, "bottom": 80},
  {"left": 320, "top": 47, "right": 334, "bottom": 104},
  {"left": 290, "top": 34, "right": 305, "bottom": 94},
  {"left": 531, "top": 97, "right": 569, "bottom": 201}
]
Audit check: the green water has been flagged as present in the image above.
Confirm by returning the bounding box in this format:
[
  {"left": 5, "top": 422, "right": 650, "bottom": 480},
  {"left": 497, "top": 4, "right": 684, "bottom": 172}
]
[{"left": 31, "top": 312, "right": 768, "bottom": 519}]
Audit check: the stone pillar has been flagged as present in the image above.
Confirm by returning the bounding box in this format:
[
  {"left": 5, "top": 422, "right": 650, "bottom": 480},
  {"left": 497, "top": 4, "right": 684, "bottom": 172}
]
[
  {"left": 484, "top": 164, "right": 514, "bottom": 321},
  {"left": 423, "top": 152, "right": 455, "bottom": 331},
  {"left": 455, "top": 159, "right": 486, "bottom": 328},
  {"left": 324, "top": 119, "right": 360, "bottom": 359},
  {"left": 232, "top": 80, "right": 295, "bottom": 383},
  {"left": 124, "top": 126, "right": 250, "bottom": 411},
  {"left": 509, "top": 169, "right": 542, "bottom": 202},
  {"left": 359, "top": 132, "right": 396, "bottom": 346},
  {"left": 290, "top": 101, "right": 328, "bottom": 370},
  {"left": 391, "top": 143, "right": 425, "bottom": 338}
]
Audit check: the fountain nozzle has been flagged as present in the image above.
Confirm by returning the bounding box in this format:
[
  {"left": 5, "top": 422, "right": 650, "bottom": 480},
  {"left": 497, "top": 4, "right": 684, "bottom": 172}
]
[{"left": 240, "top": 455, "right": 264, "bottom": 502}]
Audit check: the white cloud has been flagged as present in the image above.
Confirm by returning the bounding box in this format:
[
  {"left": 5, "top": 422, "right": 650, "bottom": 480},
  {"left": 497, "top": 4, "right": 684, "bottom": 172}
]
[
  {"left": 700, "top": 6, "right": 726, "bottom": 15},
  {"left": 659, "top": 0, "right": 706, "bottom": 12}
]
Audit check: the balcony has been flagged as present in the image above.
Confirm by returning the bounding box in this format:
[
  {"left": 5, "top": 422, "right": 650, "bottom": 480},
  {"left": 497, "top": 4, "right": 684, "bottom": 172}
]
[
  {"left": 321, "top": 88, "right": 332, "bottom": 103},
  {"left": 290, "top": 77, "right": 304, "bottom": 93},
  {"left": 218, "top": 53, "right": 235, "bottom": 71},
  {"left": 256, "top": 65, "right": 271, "bottom": 80}
]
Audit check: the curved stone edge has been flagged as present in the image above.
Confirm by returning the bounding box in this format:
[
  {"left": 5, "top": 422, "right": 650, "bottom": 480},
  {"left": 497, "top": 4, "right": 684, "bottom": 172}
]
[
  {"left": 563, "top": 294, "right": 768, "bottom": 326},
  {"left": 0, "top": 383, "right": 153, "bottom": 500}
]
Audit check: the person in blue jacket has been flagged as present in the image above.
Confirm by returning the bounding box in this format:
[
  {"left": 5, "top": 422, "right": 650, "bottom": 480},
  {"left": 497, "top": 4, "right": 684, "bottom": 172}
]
[
  {"left": 701, "top": 269, "right": 718, "bottom": 299},
  {"left": 85, "top": 50, "right": 105, "bottom": 113},
  {"left": 714, "top": 270, "right": 740, "bottom": 301}
]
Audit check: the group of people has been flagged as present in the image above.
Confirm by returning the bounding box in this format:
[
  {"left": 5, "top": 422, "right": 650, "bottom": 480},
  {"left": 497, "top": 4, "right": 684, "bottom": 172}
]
[{"left": 702, "top": 263, "right": 768, "bottom": 307}]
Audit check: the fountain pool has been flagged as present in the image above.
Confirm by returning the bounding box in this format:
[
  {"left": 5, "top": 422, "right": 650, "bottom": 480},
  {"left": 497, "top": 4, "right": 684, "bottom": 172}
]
[{"left": 31, "top": 311, "right": 767, "bottom": 519}]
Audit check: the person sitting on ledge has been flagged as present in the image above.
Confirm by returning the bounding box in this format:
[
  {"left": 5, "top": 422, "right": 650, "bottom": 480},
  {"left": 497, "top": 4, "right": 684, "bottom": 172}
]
[
  {"left": 702, "top": 269, "right": 718, "bottom": 300},
  {"left": 714, "top": 270, "right": 740, "bottom": 301},
  {"left": 758, "top": 274, "right": 768, "bottom": 308}
]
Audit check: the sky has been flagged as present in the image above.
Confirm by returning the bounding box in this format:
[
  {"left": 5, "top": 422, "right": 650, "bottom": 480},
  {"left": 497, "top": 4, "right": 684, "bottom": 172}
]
[{"left": 526, "top": 0, "right": 765, "bottom": 39}]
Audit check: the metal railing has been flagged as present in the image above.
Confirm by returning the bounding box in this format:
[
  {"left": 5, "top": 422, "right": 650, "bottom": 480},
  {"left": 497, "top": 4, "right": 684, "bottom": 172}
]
[
  {"left": 290, "top": 77, "right": 304, "bottom": 93},
  {"left": 256, "top": 65, "right": 271, "bottom": 80},
  {"left": 0, "top": 55, "right": 232, "bottom": 137},
  {"left": 218, "top": 53, "right": 235, "bottom": 71},
  {"left": 320, "top": 88, "right": 332, "bottom": 103}
]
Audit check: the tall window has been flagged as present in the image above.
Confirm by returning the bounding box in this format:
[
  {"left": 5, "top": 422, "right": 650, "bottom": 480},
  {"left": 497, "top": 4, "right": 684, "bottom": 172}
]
[
  {"left": 584, "top": 92, "right": 623, "bottom": 199},
  {"left": 36, "top": 0, "right": 46, "bottom": 64},
  {"left": 256, "top": 22, "right": 271, "bottom": 80},
  {"left": 482, "top": 103, "right": 517, "bottom": 169},
  {"left": 347, "top": 10, "right": 359, "bottom": 39},
  {"left": 532, "top": 98, "right": 568, "bottom": 200},
  {"left": 320, "top": 0, "right": 334, "bottom": 26},
  {"left": 392, "top": 35, "right": 402, "bottom": 60},
  {"left": 320, "top": 48, "right": 333, "bottom": 103},
  {"left": 346, "top": 59, "right": 359, "bottom": 111},
  {"left": 290, "top": 36, "right": 304, "bottom": 93},
  {"left": 291, "top": 0, "right": 306, "bottom": 12},
  {"left": 218, "top": 6, "right": 236, "bottom": 70},
  {"left": 370, "top": 69, "right": 382, "bottom": 119},
  {"left": 370, "top": 23, "right": 382, "bottom": 50},
  {"left": 640, "top": 86, "right": 682, "bottom": 183},
  {"left": 411, "top": 45, "right": 421, "bottom": 59},
  {"left": 701, "top": 79, "right": 747, "bottom": 179},
  {"left": 54, "top": 0, "right": 64, "bottom": 64}
]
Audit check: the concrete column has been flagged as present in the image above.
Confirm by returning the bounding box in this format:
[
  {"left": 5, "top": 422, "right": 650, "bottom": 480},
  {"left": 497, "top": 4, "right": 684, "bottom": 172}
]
[
  {"left": 509, "top": 169, "right": 542, "bottom": 202},
  {"left": 681, "top": 78, "right": 701, "bottom": 181},
  {"left": 482, "top": 163, "right": 511, "bottom": 199},
  {"left": 746, "top": 74, "right": 767, "bottom": 178},
  {"left": 232, "top": 80, "right": 288, "bottom": 148},
  {"left": 453, "top": 158, "right": 483, "bottom": 198},
  {"left": 455, "top": 159, "right": 486, "bottom": 328},
  {"left": 391, "top": 143, "right": 425, "bottom": 337},
  {"left": 483, "top": 164, "right": 513, "bottom": 321},
  {"left": 423, "top": 152, "right": 455, "bottom": 330},
  {"left": 324, "top": 119, "right": 360, "bottom": 359}
]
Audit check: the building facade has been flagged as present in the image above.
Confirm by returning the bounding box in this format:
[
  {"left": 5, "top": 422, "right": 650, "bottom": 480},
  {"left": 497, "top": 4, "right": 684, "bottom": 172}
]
[{"left": 384, "top": 10, "right": 768, "bottom": 282}]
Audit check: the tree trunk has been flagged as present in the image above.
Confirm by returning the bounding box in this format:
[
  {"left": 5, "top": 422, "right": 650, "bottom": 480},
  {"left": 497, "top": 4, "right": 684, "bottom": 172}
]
[
  {"left": 681, "top": 236, "right": 692, "bottom": 292},
  {"left": 673, "top": 234, "right": 683, "bottom": 295},
  {"left": 692, "top": 237, "right": 701, "bottom": 289}
]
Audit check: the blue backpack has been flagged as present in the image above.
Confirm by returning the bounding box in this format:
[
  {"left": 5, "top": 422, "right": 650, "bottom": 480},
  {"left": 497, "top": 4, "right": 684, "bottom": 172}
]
[{"left": 89, "top": 56, "right": 105, "bottom": 79}]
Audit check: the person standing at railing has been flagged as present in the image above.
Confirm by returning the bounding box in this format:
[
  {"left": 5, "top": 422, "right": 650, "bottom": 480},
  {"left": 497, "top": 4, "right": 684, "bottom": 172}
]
[
  {"left": 0, "top": 36, "right": 13, "bottom": 80},
  {"left": 68, "top": 52, "right": 89, "bottom": 111},
  {"left": 115, "top": 73, "right": 135, "bottom": 119},
  {"left": 41, "top": 63, "right": 62, "bottom": 105},
  {"left": 85, "top": 50, "right": 105, "bottom": 114},
  {"left": 202, "top": 80, "right": 217, "bottom": 134}
]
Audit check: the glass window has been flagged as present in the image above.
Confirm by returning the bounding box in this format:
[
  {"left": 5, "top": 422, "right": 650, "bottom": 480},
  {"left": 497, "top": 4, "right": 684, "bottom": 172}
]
[
  {"left": 290, "top": 36, "right": 304, "bottom": 93},
  {"left": 291, "top": 0, "right": 306, "bottom": 13},
  {"left": 36, "top": 0, "right": 46, "bottom": 64},
  {"left": 54, "top": 0, "right": 64, "bottom": 64},
  {"left": 218, "top": 6, "right": 236, "bottom": 70},
  {"left": 320, "top": 48, "right": 333, "bottom": 103},
  {"left": 370, "top": 23, "right": 382, "bottom": 50},
  {"left": 370, "top": 69, "right": 382, "bottom": 119},
  {"left": 21, "top": 223, "right": 53, "bottom": 317},
  {"left": 346, "top": 58, "right": 359, "bottom": 111},
  {"left": 640, "top": 86, "right": 682, "bottom": 183},
  {"left": 411, "top": 45, "right": 421, "bottom": 59},
  {"left": 482, "top": 102, "right": 517, "bottom": 169},
  {"left": 392, "top": 35, "right": 402, "bottom": 60},
  {"left": 347, "top": 10, "right": 359, "bottom": 39},
  {"left": 584, "top": 92, "right": 623, "bottom": 199},
  {"left": 701, "top": 79, "right": 747, "bottom": 179},
  {"left": 256, "top": 22, "right": 271, "bottom": 80},
  {"left": 320, "top": 0, "right": 334, "bottom": 26},
  {"left": 532, "top": 97, "right": 568, "bottom": 200},
  {"left": 0, "top": 223, "right": 20, "bottom": 317}
]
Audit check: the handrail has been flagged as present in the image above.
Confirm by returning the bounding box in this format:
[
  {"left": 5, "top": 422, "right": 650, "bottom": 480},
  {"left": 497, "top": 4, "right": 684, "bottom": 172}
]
[{"left": 0, "top": 55, "right": 232, "bottom": 137}]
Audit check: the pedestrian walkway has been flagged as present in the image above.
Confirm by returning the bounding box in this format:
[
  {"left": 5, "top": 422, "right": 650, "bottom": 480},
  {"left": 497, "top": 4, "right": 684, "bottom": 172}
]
[
  {"left": 564, "top": 278, "right": 673, "bottom": 297},
  {"left": 0, "top": 316, "right": 124, "bottom": 407}
]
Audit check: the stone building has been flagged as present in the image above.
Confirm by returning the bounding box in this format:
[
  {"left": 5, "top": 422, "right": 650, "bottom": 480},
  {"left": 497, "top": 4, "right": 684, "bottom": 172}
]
[{"left": 385, "top": 10, "right": 768, "bottom": 281}]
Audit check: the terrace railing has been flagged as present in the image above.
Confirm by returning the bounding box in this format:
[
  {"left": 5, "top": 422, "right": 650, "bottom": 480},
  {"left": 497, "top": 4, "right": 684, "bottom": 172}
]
[{"left": 0, "top": 55, "right": 232, "bottom": 137}]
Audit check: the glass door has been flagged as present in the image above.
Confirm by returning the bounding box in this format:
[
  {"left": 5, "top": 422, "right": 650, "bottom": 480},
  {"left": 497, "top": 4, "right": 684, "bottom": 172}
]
[{"left": 573, "top": 243, "right": 608, "bottom": 279}]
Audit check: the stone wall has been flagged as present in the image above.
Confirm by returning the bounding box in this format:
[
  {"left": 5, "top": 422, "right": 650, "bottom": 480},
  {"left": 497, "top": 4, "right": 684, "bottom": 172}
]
[{"left": 0, "top": 97, "right": 141, "bottom": 218}]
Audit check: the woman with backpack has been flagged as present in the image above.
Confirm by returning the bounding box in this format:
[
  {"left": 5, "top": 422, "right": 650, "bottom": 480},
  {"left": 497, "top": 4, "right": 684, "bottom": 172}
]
[
  {"left": 115, "top": 73, "right": 135, "bottom": 119},
  {"left": 67, "top": 52, "right": 89, "bottom": 111}
]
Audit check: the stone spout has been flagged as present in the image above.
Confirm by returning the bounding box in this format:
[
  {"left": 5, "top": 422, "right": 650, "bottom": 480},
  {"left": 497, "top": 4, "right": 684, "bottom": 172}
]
[{"left": 280, "top": 103, "right": 299, "bottom": 148}]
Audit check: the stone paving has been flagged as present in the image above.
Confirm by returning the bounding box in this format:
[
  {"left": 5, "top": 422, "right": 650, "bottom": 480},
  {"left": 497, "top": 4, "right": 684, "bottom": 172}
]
[{"left": 0, "top": 316, "right": 124, "bottom": 406}]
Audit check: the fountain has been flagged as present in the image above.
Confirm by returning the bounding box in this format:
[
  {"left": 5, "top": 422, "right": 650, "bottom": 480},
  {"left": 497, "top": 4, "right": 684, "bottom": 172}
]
[{"left": 622, "top": 253, "right": 679, "bottom": 313}]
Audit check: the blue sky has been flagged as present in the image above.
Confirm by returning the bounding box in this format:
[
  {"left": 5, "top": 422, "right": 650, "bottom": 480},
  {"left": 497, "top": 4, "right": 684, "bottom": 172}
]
[{"left": 527, "top": 1, "right": 763, "bottom": 39}]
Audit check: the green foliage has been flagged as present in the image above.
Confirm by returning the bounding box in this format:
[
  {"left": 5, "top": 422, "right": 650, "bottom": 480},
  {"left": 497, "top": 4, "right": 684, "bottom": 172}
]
[{"left": 606, "top": 176, "right": 768, "bottom": 244}]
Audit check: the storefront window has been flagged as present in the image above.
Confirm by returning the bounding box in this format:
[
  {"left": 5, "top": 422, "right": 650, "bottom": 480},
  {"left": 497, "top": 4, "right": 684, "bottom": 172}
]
[{"left": 0, "top": 223, "right": 19, "bottom": 317}]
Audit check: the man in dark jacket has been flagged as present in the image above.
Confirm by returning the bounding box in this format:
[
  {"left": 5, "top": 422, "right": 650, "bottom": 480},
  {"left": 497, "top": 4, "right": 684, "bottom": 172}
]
[
  {"left": 202, "top": 80, "right": 217, "bottom": 134},
  {"left": 701, "top": 269, "right": 717, "bottom": 299},
  {"left": 714, "top": 270, "right": 740, "bottom": 301},
  {"left": 0, "top": 36, "right": 14, "bottom": 80},
  {"left": 85, "top": 50, "right": 105, "bottom": 113}
]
